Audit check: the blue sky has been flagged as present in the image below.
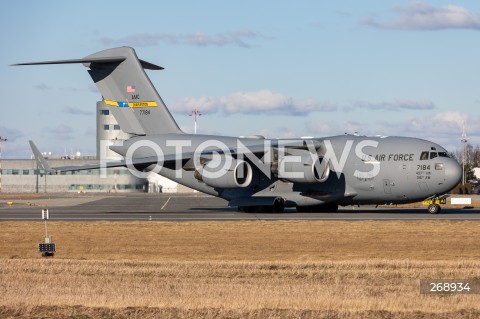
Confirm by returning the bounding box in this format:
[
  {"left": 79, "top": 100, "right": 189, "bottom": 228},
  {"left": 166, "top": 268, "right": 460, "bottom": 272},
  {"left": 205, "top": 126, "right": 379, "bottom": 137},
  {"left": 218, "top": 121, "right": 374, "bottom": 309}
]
[{"left": 1, "top": 0, "right": 479, "bottom": 158}]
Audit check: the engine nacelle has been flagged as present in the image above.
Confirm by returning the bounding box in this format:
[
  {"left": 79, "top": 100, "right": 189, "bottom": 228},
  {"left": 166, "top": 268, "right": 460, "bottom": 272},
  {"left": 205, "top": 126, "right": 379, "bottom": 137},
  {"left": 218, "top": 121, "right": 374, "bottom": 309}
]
[
  {"left": 275, "top": 155, "right": 329, "bottom": 183},
  {"left": 195, "top": 158, "right": 253, "bottom": 188}
]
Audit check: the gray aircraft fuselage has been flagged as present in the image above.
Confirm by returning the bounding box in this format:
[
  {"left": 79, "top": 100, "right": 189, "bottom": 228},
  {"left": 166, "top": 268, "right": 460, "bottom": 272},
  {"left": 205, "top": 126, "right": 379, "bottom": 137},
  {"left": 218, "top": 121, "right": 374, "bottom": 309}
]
[{"left": 109, "top": 132, "right": 462, "bottom": 208}]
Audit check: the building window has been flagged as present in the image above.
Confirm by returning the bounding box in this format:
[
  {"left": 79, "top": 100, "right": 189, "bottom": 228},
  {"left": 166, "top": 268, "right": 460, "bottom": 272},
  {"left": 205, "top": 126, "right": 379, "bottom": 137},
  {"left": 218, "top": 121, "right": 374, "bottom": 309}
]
[
  {"left": 22, "top": 170, "right": 30, "bottom": 175},
  {"left": 12, "top": 169, "right": 19, "bottom": 175},
  {"left": 103, "top": 124, "right": 110, "bottom": 130},
  {"left": 101, "top": 110, "right": 109, "bottom": 115},
  {"left": 113, "top": 124, "right": 121, "bottom": 130}
]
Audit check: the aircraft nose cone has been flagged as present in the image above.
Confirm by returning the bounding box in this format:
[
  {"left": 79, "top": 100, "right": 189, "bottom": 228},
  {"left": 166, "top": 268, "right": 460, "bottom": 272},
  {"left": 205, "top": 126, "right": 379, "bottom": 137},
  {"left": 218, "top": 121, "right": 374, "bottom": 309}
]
[{"left": 445, "top": 160, "right": 462, "bottom": 188}]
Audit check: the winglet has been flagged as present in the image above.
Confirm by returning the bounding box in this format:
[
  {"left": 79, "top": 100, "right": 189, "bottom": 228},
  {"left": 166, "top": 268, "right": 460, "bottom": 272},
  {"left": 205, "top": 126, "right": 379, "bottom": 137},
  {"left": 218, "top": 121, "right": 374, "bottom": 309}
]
[{"left": 29, "top": 140, "right": 55, "bottom": 174}]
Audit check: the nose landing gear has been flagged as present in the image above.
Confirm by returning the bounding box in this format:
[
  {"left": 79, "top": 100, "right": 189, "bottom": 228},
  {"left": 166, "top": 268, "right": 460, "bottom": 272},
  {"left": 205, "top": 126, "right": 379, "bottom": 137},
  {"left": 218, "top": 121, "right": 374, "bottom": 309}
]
[
  {"left": 424, "top": 195, "right": 446, "bottom": 214},
  {"left": 427, "top": 203, "right": 441, "bottom": 214}
]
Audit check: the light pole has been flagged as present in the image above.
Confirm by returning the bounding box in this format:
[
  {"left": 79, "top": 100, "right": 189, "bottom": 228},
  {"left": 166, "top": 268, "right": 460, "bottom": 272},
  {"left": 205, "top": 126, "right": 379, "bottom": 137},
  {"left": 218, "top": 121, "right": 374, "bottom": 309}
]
[
  {"left": 0, "top": 136, "right": 7, "bottom": 193},
  {"left": 189, "top": 108, "right": 201, "bottom": 134},
  {"left": 461, "top": 123, "right": 468, "bottom": 186}
]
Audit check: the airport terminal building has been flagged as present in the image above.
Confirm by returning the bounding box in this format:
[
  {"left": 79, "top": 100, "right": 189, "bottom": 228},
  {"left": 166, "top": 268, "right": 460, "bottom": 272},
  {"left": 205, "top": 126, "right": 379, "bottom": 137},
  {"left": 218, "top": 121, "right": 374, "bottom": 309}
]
[
  {"left": 1, "top": 158, "right": 146, "bottom": 193},
  {"left": 1, "top": 102, "right": 186, "bottom": 193}
]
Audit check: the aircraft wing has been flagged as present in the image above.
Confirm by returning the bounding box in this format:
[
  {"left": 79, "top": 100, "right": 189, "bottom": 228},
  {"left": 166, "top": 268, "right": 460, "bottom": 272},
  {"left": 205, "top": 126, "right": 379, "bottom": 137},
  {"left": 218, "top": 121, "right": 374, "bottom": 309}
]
[
  {"left": 29, "top": 140, "right": 158, "bottom": 173},
  {"left": 51, "top": 153, "right": 192, "bottom": 172},
  {"left": 30, "top": 139, "right": 322, "bottom": 174},
  {"left": 29, "top": 140, "right": 56, "bottom": 174},
  {"left": 51, "top": 159, "right": 136, "bottom": 172}
]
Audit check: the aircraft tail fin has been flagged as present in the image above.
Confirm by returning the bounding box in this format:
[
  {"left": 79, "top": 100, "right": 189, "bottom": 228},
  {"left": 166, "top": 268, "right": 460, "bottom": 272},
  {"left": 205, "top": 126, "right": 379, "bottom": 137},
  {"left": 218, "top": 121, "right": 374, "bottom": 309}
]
[
  {"left": 15, "top": 47, "right": 183, "bottom": 136},
  {"left": 29, "top": 141, "right": 55, "bottom": 174}
]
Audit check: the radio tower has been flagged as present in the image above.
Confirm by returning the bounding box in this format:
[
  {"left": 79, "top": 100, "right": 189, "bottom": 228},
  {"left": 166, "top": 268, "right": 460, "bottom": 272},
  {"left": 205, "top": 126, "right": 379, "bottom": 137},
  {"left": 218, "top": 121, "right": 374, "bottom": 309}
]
[
  {"left": 189, "top": 108, "right": 201, "bottom": 134},
  {"left": 0, "top": 136, "right": 7, "bottom": 193},
  {"left": 461, "top": 122, "right": 468, "bottom": 185}
]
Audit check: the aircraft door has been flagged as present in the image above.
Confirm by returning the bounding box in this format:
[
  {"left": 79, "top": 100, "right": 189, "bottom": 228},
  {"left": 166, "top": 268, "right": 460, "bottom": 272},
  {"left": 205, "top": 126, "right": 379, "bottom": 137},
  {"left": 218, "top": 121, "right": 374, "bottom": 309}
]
[
  {"left": 383, "top": 179, "right": 392, "bottom": 194},
  {"left": 433, "top": 162, "right": 445, "bottom": 183}
]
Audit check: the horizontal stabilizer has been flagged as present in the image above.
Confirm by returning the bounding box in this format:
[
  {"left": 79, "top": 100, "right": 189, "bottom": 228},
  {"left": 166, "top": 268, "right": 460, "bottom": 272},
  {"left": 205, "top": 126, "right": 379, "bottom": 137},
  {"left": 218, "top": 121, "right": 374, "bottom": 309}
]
[
  {"left": 12, "top": 57, "right": 163, "bottom": 70},
  {"left": 12, "top": 57, "right": 126, "bottom": 66}
]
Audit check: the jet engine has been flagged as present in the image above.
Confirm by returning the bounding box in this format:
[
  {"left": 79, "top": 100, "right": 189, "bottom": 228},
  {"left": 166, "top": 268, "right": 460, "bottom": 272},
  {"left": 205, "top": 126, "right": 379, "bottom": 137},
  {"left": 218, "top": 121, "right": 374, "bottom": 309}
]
[
  {"left": 195, "top": 158, "right": 253, "bottom": 189},
  {"left": 273, "top": 154, "right": 329, "bottom": 183}
]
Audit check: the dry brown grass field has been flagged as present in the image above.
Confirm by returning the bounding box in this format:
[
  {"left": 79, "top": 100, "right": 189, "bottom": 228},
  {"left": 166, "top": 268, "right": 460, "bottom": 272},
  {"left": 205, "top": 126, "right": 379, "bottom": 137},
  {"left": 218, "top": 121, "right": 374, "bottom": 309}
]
[{"left": 1, "top": 220, "right": 480, "bottom": 318}]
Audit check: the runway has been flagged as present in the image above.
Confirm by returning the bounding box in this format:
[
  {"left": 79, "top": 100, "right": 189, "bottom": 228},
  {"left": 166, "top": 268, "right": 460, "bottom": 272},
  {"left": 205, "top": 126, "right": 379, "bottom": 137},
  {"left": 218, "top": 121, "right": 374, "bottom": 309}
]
[{"left": 1, "top": 193, "right": 479, "bottom": 221}]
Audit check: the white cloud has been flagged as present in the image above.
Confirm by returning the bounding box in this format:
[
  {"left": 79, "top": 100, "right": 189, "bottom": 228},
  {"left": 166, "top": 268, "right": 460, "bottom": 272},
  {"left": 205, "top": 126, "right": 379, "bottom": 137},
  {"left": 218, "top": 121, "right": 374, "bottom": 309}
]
[
  {"left": 170, "top": 90, "right": 337, "bottom": 116},
  {"left": 307, "top": 122, "right": 334, "bottom": 135},
  {"left": 432, "top": 111, "right": 468, "bottom": 128},
  {"left": 307, "top": 120, "right": 371, "bottom": 136},
  {"left": 365, "top": 1, "right": 480, "bottom": 30},
  {"left": 101, "top": 29, "right": 268, "bottom": 48},
  {"left": 376, "top": 111, "right": 480, "bottom": 151},
  {"left": 354, "top": 99, "right": 435, "bottom": 111},
  {"left": 220, "top": 90, "right": 292, "bottom": 113},
  {"left": 171, "top": 92, "right": 434, "bottom": 116},
  {"left": 292, "top": 98, "right": 337, "bottom": 114},
  {"left": 170, "top": 96, "right": 218, "bottom": 114},
  {"left": 185, "top": 29, "right": 265, "bottom": 48}
]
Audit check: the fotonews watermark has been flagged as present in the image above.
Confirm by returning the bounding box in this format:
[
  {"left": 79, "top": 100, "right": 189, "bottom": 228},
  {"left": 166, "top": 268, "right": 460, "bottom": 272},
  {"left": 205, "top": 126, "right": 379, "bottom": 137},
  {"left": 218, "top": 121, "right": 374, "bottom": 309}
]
[{"left": 98, "top": 138, "right": 383, "bottom": 181}]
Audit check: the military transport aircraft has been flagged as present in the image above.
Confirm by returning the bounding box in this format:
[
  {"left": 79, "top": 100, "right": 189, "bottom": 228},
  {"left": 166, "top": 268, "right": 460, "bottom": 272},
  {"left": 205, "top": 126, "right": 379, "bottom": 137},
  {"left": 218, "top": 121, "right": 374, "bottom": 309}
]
[{"left": 15, "top": 47, "right": 462, "bottom": 214}]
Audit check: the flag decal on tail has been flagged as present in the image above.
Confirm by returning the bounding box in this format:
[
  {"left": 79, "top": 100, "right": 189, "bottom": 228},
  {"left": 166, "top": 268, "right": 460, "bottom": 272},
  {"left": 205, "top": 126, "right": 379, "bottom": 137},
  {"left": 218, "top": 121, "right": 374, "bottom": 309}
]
[
  {"left": 104, "top": 100, "right": 157, "bottom": 108},
  {"left": 127, "top": 85, "right": 136, "bottom": 93}
]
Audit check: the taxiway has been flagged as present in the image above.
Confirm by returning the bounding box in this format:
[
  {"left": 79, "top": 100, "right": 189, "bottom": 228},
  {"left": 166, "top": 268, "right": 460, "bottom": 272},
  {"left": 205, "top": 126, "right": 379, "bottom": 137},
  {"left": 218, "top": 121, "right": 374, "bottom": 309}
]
[{"left": 0, "top": 193, "right": 479, "bottom": 221}]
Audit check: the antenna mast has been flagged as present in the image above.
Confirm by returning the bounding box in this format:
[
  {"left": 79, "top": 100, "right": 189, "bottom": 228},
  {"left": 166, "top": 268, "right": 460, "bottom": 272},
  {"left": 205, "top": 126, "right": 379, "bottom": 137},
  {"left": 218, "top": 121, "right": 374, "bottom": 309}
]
[
  {"left": 461, "top": 122, "right": 468, "bottom": 185},
  {"left": 189, "top": 108, "right": 202, "bottom": 134}
]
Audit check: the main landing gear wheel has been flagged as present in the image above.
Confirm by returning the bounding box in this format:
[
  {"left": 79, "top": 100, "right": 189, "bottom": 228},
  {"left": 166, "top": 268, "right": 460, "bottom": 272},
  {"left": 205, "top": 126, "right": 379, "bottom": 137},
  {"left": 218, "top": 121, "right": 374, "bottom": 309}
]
[
  {"left": 238, "top": 198, "right": 285, "bottom": 214},
  {"left": 427, "top": 204, "right": 441, "bottom": 214},
  {"left": 272, "top": 198, "right": 285, "bottom": 213}
]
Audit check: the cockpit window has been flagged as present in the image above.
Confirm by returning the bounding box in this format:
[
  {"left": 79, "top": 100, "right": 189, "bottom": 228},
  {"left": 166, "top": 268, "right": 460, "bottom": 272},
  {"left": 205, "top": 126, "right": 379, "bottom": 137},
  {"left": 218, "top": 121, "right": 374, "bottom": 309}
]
[
  {"left": 438, "top": 152, "right": 450, "bottom": 158},
  {"left": 420, "top": 151, "right": 429, "bottom": 160},
  {"left": 430, "top": 152, "right": 438, "bottom": 159}
]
